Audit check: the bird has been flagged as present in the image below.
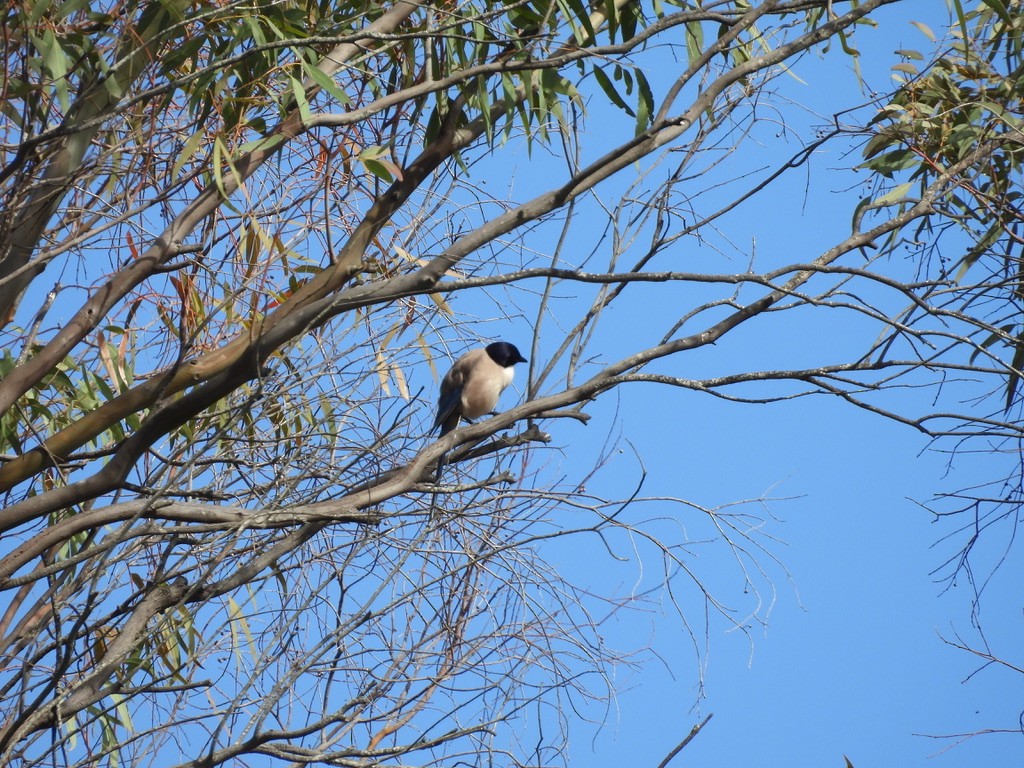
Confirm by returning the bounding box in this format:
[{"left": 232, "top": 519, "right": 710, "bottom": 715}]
[{"left": 434, "top": 341, "right": 528, "bottom": 436}]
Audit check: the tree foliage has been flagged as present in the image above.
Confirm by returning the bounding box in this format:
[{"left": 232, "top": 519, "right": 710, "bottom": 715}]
[
  {"left": 863, "top": 0, "right": 1024, "bottom": 403},
  {"left": 0, "top": 0, "right": 1021, "bottom": 765},
  {"left": 857, "top": 0, "right": 1024, "bottom": 594}
]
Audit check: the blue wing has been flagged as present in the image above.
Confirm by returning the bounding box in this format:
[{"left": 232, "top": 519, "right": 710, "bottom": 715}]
[{"left": 434, "top": 385, "right": 463, "bottom": 435}]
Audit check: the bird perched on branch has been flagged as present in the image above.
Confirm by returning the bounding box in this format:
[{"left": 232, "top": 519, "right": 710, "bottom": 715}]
[{"left": 434, "top": 341, "right": 528, "bottom": 436}]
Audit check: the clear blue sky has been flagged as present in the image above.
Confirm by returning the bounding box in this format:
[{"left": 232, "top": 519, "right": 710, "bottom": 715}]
[{"left": 564, "top": 389, "right": 1022, "bottom": 767}]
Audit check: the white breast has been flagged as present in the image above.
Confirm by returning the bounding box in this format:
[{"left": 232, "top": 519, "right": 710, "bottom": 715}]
[{"left": 461, "top": 363, "right": 515, "bottom": 420}]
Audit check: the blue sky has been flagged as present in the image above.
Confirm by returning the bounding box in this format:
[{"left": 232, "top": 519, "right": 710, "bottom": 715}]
[{"left": 570, "top": 386, "right": 1022, "bottom": 767}]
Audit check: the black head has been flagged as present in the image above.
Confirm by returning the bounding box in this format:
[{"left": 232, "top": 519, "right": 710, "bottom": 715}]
[{"left": 485, "top": 341, "right": 528, "bottom": 368}]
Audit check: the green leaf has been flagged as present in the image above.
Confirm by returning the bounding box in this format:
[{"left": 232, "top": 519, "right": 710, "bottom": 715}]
[
  {"left": 980, "top": 0, "right": 1012, "bottom": 24},
  {"left": 685, "top": 21, "right": 704, "bottom": 66},
  {"left": 359, "top": 145, "right": 402, "bottom": 182},
  {"left": 862, "top": 131, "right": 900, "bottom": 161},
  {"left": 301, "top": 61, "right": 352, "bottom": 106},
  {"left": 894, "top": 49, "right": 924, "bottom": 61},
  {"left": 287, "top": 74, "right": 310, "bottom": 122},
  {"left": 634, "top": 69, "right": 654, "bottom": 135},
  {"left": 620, "top": 0, "right": 639, "bottom": 38},
  {"left": 604, "top": 0, "right": 619, "bottom": 42},
  {"left": 851, "top": 196, "right": 872, "bottom": 234},
  {"left": 38, "top": 29, "right": 71, "bottom": 111},
  {"left": 171, "top": 131, "right": 204, "bottom": 181},
  {"left": 909, "top": 20, "right": 936, "bottom": 41},
  {"left": 969, "top": 323, "right": 1014, "bottom": 365},
  {"left": 872, "top": 181, "right": 914, "bottom": 206},
  {"left": 593, "top": 65, "right": 634, "bottom": 116},
  {"left": 950, "top": 0, "right": 969, "bottom": 59},
  {"left": 237, "top": 133, "right": 286, "bottom": 155},
  {"left": 862, "top": 148, "right": 919, "bottom": 178},
  {"left": 363, "top": 159, "right": 394, "bottom": 182},
  {"left": 956, "top": 222, "right": 1003, "bottom": 278},
  {"left": 211, "top": 136, "right": 227, "bottom": 198},
  {"left": 837, "top": 27, "right": 859, "bottom": 57}
]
